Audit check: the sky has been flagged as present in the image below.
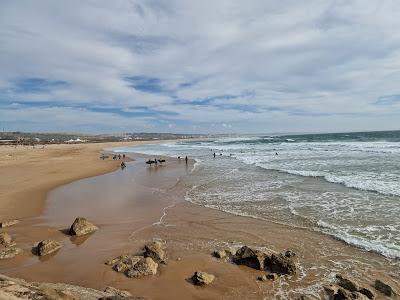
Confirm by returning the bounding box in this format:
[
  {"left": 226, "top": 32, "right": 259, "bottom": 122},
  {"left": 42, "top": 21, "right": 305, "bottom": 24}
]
[{"left": 1, "top": 0, "right": 400, "bottom": 134}]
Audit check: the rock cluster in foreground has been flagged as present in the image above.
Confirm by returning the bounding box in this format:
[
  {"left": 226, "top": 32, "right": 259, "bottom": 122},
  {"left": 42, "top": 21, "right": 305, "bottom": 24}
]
[
  {"left": 0, "top": 232, "right": 22, "bottom": 260},
  {"left": 0, "top": 273, "right": 144, "bottom": 300},
  {"left": 106, "top": 240, "right": 166, "bottom": 278}
]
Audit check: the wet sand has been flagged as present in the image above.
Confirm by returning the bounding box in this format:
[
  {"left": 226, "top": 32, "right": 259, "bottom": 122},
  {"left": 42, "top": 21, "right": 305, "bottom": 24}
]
[{"left": 1, "top": 146, "right": 399, "bottom": 299}]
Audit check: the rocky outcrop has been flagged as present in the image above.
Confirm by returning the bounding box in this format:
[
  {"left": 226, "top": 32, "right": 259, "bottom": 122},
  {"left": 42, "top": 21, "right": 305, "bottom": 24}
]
[
  {"left": 233, "top": 246, "right": 268, "bottom": 270},
  {"left": 336, "top": 274, "right": 360, "bottom": 292},
  {"left": 191, "top": 271, "right": 215, "bottom": 286},
  {"left": 266, "top": 253, "right": 297, "bottom": 275},
  {"left": 125, "top": 257, "right": 158, "bottom": 278},
  {"left": 69, "top": 217, "right": 98, "bottom": 236},
  {"left": 36, "top": 239, "right": 62, "bottom": 256},
  {"left": 143, "top": 240, "right": 166, "bottom": 263},
  {"left": 374, "top": 279, "right": 397, "bottom": 297},
  {"left": 0, "top": 220, "right": 19, "bottom": 228},
  {"left": 358, "top": 287, "right": 375, "bottom": 299},
  {"left": 213, "top": 249, "right": 227, "bottom": 259},
  {"left": 0, "top": 232, "right": 15, "bottom": 247},
  {"left": 324, "top": 285, "right": 369, "bottom": 300},
  {"left": 0, "top": 247, "right": 22, "bottom": 260}
]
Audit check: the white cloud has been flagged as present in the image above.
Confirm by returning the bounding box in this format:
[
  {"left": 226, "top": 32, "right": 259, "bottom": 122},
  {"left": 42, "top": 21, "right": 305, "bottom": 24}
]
[{"left": 1, "top": 0, "right": 400, "bottom": 133}]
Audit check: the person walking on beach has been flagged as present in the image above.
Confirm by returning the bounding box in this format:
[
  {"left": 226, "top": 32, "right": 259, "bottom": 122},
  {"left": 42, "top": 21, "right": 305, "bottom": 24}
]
[
  {"left": 213, "top": 152, "right": 216, "bottom": 158},
  {"left": 185, "top": 156, "right": 188, "bottom": 165}
]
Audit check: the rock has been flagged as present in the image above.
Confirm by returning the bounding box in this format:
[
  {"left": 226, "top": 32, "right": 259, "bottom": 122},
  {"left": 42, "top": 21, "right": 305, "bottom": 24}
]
[
  {"left": 324, "top": 284, "right": 340, "bottom": 297},
  {"left": 104, "top": 286, "right": 132, "bottom": 297},
  {"left": 283, "top": 250, "right": 296, "bottom": 258},
  {"left": 213, "top": 250, "right": 226, "bottom": 259},
  {"left": 99, "top": 297, "right": 147, "bottom": 300},
  {"left": 143, "top": 240, "right": 166, "bottom": 263},
  {"left": 36, "top": 240, "right": 62, "bottom": 256},
  {"left": 358, "top": 287, "right": 375, "bottom": 299},
  {"left": 336, "top": 274, "right": 360, "bottom": 292},
  {"left": 374, "top": 279, "right": 396, "bottom": 297},
  {"left": 0, "top": 273, "right": 110, "bottom": 299},
  {"left": 191, "top": 271, "right": 215, "bottom": 286},
  {"left": 257, "top": 275, "right": 267, "bottom": 281},
  {"left": 125, "top": 257, "right": 158, "bottom": 278},
  {"left": 0, "top": 220, "right": 19, "bottom": 228},
  {"left": 233, "top": 246, "right": 268, "bottom": 270},
  {"left": 106, "top": 255, "right": 142, "bottom": 273},
  {"left": 69, "top": 217, "right": 98, "bottom": 236},
  {"left": 0, "top": 247, "right": 22, "bottom": 260},
  {"left": 266, "top": 273, "right": 279, "bottom": 280},
  {"left": 265, "top": 253, "right": 297, "bottom": 275},
  {"left": 295, "top": 296, "right": 318, "bottom": 300},
  {"left": 0, "top": 232, "right": 15, "bottom": 247}
]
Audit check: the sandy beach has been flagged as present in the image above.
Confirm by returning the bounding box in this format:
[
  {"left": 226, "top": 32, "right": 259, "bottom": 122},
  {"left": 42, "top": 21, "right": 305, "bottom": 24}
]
[{"left": 0, "top": 142, "right": 399, "bottom": 299}]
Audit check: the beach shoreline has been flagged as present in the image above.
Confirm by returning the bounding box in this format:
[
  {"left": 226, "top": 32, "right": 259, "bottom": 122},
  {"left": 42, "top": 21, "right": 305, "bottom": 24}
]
[{"left": 0, "top": 142, "right": 399, "bottom": 299}]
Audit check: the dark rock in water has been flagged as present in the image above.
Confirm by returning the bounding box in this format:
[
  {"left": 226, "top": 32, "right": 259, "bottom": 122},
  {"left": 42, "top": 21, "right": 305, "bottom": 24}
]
[
  {"left": 125, "top": 257, "right": 158, "bottom": 278},
  {"left": 265, "top": 253, "right": 297, "bottom": 275},
  {"left": 0, "top": 232, "right": 15, "bottom": 247},
  {"left": 266, "top": 273, "right": 279, "bottom": 280},
  {"left": 144, "top": 240, "right": 166, "bottom": 263},
  {"left": 358, "top": 287, "right": 375, "bottom": 299},
  {"left": 336, "top": 274, "right": 360, "bottom": 292},
  {"left": 0, "top": 247, "right": 22, "bottom": 259},
  {"left": 36, "top": 239, "right": 62, "bottom": 256},
  {"left": 191, "top": 271, "right": 215, "bottom": 286},
  {"left": 283, "top": 250, "right": 296, "bottom": 258},
  {"left": 233, "top": 246, "right": 268, "bottom": 270},
  {"left": 69, "top": 217, "right": 98, "bottom": 236},
  {"left": 324, "top": 284, "right": 370, "bottom": 300},
  {"left": 104, "top": 286, "right": 133, "bottom": 298},
  {"left": 0, "top": 219, "right": 19, "bottom": 228},
  {"left": 374, "top": 279, "right": 396, "bottom": 297},
  {"left": 324, "top": 284, "right": 340, "bottom": 297}
]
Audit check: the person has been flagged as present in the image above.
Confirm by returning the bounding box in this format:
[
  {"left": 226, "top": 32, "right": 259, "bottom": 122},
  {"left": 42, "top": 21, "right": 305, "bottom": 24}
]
[
  {"left": 178, "top": 156, "right": 181, "bottom": 159},
  {"left": 275, "top": 152, "right": 278, "bottom": 155},
  {"left": 185, "top": 156, "right": 188, "bottom": 164},
  {"left": 123, "top": 154, "right": 125, "bottom": 159},
  {"left": 213, "top": 152, "right": 216, "bottom": 158},
  {"left": 120, "top": 162, "right": 126, "bottom": 169},
  {"left": 154, "top": 158, "right": 158, "bottom": 165}
]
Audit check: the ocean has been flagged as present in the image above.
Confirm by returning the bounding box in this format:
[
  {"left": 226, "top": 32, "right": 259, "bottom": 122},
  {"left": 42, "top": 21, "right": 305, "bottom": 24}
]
[{"left": 113, "top": 131, "right": 400, "bottom": 261}]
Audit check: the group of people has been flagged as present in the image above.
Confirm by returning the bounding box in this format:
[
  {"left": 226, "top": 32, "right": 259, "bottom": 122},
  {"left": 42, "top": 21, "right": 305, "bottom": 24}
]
[
  {"left": 146, "top": 158, "right": 166, "bottom": 166},
  {"left": 112, "top": 154, "right": 125, "bottom": 160}
]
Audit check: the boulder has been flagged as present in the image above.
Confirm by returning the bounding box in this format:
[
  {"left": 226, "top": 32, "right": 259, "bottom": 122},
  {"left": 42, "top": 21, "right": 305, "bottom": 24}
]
[
  {"left": 0, "top": 232, "right": 15, "bottom": 247},
  {"left": 125, "top": 257, "right": 158, "bottom": 278},
  {"left": 213, "top": 250, "right": 227, "bottom": 259},
  {"left": 265, "top": 253, "right": 297, "bottom": 275},
  {"left": 324, "top": 285, "right": 369, "bottom": 300},
  {"left": 191, "top": 271, "right": 215, "bottom": 286},
  {"left": 106, "top": 255, "right": 142, "bottom": 273},
  {"left": 324, "top": 284, "right": 340, "bottom": 297},
  {"left": 266, "top": 273, "right": 279, "bottom": 280},
  {"left": 358, "top": 287, "right": 375, "bottom": 300},
  {"left": 336, "top": 274, "right": 360, "bottom": 292},
  {"left": 0, "top": 220, "right": 19, "bottom": 228},
  {"left": 233, "top": 246, "right": 268, "bottom": 270},
  {"left": 0, "top": 247, "right": 22, "bottom": 260},
  {"left": 283, "top": 250, "right": 296, "bottom": 258},
  {"left": 69, "top": 217, "right": 98, "bottom": 236},
  {"left": 36, "top": 240, "right": 62, "bottom": 256},
  {"left": 104, "top": 286, "right": 132, "bottom": 298},
  {"left": 257, "top": 275, "right": 267, "bottom": 281},
  {"left": 374, "top": 279, "right": 396, "bottom": 297},
  {"left": 143, "top": 240, "right": 166, "bottom": 263}
]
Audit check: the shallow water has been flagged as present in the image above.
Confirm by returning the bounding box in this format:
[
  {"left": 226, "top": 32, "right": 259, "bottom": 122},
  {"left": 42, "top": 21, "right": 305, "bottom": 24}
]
[{"left": 113, "top": 131, "right": 400, "bottom": 261}]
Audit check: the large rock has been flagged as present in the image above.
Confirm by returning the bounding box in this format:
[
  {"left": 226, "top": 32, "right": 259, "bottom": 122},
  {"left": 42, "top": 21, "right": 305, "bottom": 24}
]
[
  {"left": 191, "top": 271, "right": 215, "bottom": 286},
  {"left": 324, "top": 285, "right": 370, "bottom": 300},
  {"left": 233, "top": 246, "right": 268, "bottom": 270},
  {"left": 106, "top": 255, "right": 142, "bottom": 273},
  {"left": 144, "top": 240, "right": 166, "bottom": 263},
  {"left": 374, "top": 279, "right": 396, "bottom": 297},
  {"left": 0, "top": 247, "right": 22, "bottom": 260},
  {"left": 69, "top": 217, "right": 98, "bottom": 236},
  {"left": 0, "top": 232, "right": 15, "bottom": 247},
  {"left": 0, "top": 220, "right": 19, "bottom": 228},
  {"left": 213, "top": 249, "right": 227, "bottom": 259},
  {"left": 36, "top": 240, "right": 62, "bottom": 256},
  {"left": 0, "top": 273, "right": 109, "bottom": 299},
  {"left": 265, "top": 253, "right": 297, "bottom": 275},
  {"left": 336, "top": 274, "right": 360, "bottom": 292},
  {"left": 125, "top": 257, "right": 158, "bottom": 278},
  {"left": 358, "top": 287, "right": 375, "bottom": 300}
]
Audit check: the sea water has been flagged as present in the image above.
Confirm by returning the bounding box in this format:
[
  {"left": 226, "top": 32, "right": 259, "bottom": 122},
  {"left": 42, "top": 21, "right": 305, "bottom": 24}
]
[{"left": 113, "top": 131, "right": 400, "bottom": 260}]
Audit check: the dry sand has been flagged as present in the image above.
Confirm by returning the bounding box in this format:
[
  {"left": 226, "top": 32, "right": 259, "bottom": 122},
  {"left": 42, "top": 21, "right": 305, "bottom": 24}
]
[{"left": 0, "top": 143, "right": 399, "bottom": 299}]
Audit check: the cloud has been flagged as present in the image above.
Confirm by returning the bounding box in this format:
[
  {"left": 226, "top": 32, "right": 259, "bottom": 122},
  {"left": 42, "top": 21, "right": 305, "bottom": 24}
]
[{"left": 1, "top": 0, "right": 400, "bottom": 133}]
